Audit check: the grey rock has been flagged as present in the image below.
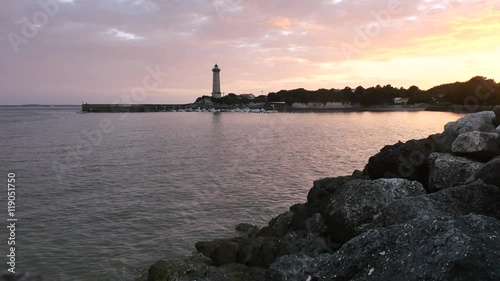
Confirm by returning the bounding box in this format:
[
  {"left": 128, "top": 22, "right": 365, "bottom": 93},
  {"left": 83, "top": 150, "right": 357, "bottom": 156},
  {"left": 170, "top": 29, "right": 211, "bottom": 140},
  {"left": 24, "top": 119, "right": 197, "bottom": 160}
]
[
  {"left": 235, "top": 223, "right": 260, "bottom": 238},
  {"left": 452, "top": 131, "right": 500, "bottom": 161},
  {"left": 234, "top": 237, "right": 280, "bottom": 267},
  {"left": 145, "top": 253, "right": 211, "bottom": 281},
  {"left": 322, "top": 178, "right": 426, "bottom": 243},
  {"left": 277, "top": 232, "right": 336, "bottom": 257},
  {"left": 428, "top": 152, "right": 483, "bottom": 192},
  {"left": 205, "top": 263, "right": 266, "bottom": 281},
  {"left": 304, "top": 213, "right": 327, "bottom": 235},
  {"left": 196, "top": 231, "right": 334, "bottom": 268},
  {"left": 494, "top": 105, "right": 500, "bottom": 126},
  {"left": 371, "top": 181, "right": 500, "bottom": 228},
  {"left": 269, "top": 215, "right": 500, "bottom": 281},
  {"left": 364, "top": 137, "right": 441, "bottom": 189},
  {"left": 439, "top": 111, "right": 496, "bottom": 152},
  {"left": 142, "top": 253, "right": 267, "bottom": 281},
  {"left": 195, "top": 239, "right": 240, "bottom": 266},
  {"left": 444, "top": 111, "right": 495, "bottom": 136},
  {"left": 258, "top": 211, "right": 294, "bottom": 237},
  {"left": 472, "top": 156, "right": 500, "bottom": 187},
  {"left": 497, "top": 125, "right": 500, "bottom": 133},
  {"left": 307, "top": 176, "right": 356, "bottom": 212},
  {"left": 266, "top": 254, "right": 319, "bottom": 281}
]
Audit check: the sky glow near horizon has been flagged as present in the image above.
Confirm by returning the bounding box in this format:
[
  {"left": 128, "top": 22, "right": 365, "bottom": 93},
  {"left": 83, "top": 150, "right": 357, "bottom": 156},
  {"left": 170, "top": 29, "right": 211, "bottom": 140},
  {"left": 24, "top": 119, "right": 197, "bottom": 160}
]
[{"left": 0, "top": 0, "right": 499, "bottom": 104}]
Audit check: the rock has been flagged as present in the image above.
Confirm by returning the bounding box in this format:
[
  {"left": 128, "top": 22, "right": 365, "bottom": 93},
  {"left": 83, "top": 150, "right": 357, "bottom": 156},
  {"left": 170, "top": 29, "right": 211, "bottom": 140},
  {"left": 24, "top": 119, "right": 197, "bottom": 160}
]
[
  {"left": 364, "top": 137, "right": 441, "bottom": 188},
  {"left": 444, "top": 111, "right": 495, "bottom": 136},
  {"left": 146, "top": 254, "right": 211, "bottom": 281},
  {"left": 196, "top": 229, "right": 335, "bottom": 269},
  {"left": 307, "top": 176, "right": 356, "bottom": 212},
  {"left": 266, "top": 254, "right": 319, "bottom": 281},
  {"left": 195, "top": 239, "right": 240, "bottom": 266},
  {"left": 277, "top": 232, "right": 336, "bottom": 257},
  {"left": 205, "top": 263, "right": 267, "bottom": 281},
  {"left": 235, "top": 223, "right": 260, "bottom": 238},
  {"left": 258, "top": 211, "right": 294, "bottom": 237},
  {"left": 428, "top": 152, "right": 483, "bottom": 192},
  {"left": 235, "top": 237, "right": 280, "bottom": 267},
  {"left": 322, "top": 178, "right": 426, "bottom": 243},
  {"left": 0, "top": 274, "right": 43, "bottom": 281},
  {"left": 452, "top": 131, "right": 500, "bottom": 161},
  {"left": 472, "top": 156, "right": 500, "bottom": 187},
  {"left": 437, "top": 111, "right": 496, "bottom": 152},
  {"left": 289, "top": 203, "right": 314, "bottom": 232},
  {"left": 497, "top": 125, "right": 500, "bottom": 133},
  {"left": 143, "top": 253, "right": 267, "bottom": 281},
  {"left": 494, "top": 105, "right": 500, "bottom": 126},
  {"left": 268, "top": 215, "right": 500, "bottom": 281},
  {"left": 304, "top": 213, "right": 327, "bottom": 235},
  {"left": 371, "top": 181, "right": 500, "bottom": 228}
]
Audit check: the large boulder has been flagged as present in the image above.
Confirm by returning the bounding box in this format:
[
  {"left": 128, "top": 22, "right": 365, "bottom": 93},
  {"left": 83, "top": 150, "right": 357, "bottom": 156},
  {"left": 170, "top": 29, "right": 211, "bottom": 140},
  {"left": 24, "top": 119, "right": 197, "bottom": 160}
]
[
  {"left": 307, "top": 176, "right": 357, "bottom": 212},
  {"left": 257, "top": 211, "right": 294, "bottom": 238},
  {"left": 364, "top": 137, "right": 441, "bottom": 188},
  {"left": 196, "top": 231, "right": 333, "bottom": 268},
  {"left": 428, "top": 152, "right": 483, "bottom": 192},
  {"left": 268, "top": 214, "right": 500, "bottom": 281},
  {"left": 371, "top": 181, "right": 500, "bottom": 228},
  {"left": 439, "top": 111, "right": 496, "bottom": 152},
  {"left": 205, "top": 263, "right": 266, "bottom": 281},
  {"left": 195, "top": 239, "right": 240, "bottom": 266},
  {"left": 494, "top": 105, "right": 500, "bottom": 126},
  {"left": 142, "top": 253, "right": 267, "bottom": 281},
  {"left": 321, "top": 178, "right": 426, "bottom": 243},
  {"left": 145, "top": 254, "right": 211, "bottom": 281},
  {"left": 444, "top": 111, "right": 496, "bottom": 137},
  {"left": 265, "top": 254, "right": 319, "bottom": 281},
  {"left": 451, "top": 131, "right": 500, "bottom": 161},
  {"left": 472, "top": 156, "right": 500, "bottom": 187}
]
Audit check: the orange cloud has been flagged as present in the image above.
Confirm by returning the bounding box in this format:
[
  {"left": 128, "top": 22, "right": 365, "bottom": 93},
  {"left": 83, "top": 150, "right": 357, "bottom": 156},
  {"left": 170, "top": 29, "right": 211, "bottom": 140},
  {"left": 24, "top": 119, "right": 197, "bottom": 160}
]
[{"left": 268, "top": 16, "right": 292, "bottom": 29}]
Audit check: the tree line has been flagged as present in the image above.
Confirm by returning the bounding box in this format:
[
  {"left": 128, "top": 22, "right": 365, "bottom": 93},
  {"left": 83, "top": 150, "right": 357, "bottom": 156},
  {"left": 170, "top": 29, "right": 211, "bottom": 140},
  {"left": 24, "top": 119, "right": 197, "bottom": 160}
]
[{"left": 267, "top": 76, "right": 500, "bottom": 106}]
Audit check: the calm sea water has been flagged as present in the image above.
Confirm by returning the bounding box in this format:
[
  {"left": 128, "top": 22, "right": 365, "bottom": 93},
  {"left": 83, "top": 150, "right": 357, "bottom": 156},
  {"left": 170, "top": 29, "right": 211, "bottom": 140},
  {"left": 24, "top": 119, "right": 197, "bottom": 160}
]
[{"left": 0, "top": 106, "right": 463, "bottom": 280}]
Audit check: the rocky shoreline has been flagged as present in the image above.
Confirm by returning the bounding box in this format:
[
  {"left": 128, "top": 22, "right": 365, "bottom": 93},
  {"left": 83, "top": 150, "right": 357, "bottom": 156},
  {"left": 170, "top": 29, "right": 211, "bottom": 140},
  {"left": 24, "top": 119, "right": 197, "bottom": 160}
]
[{"left": 136, "top": 108, "right": 500, "bottom": 281}]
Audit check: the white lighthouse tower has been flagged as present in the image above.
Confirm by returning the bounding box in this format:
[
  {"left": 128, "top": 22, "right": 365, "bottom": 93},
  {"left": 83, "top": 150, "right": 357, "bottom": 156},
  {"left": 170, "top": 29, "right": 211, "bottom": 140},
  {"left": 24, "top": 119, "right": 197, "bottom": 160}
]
[{"left": 212, "top": 64, "right": 222, "bottom": 99}]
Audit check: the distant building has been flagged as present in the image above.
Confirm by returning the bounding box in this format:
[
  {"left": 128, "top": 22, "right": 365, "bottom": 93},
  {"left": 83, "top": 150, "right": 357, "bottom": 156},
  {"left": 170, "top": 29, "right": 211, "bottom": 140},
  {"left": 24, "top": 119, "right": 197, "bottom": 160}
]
[
  {"left": 239, "top": 94, "right": 255, "bottom": 99},
  {"left": 394, "top": 97, "right": 410, "bottom": 104},
  {"left": 212, "top": 64, "right": 222, "bottom": 99}
]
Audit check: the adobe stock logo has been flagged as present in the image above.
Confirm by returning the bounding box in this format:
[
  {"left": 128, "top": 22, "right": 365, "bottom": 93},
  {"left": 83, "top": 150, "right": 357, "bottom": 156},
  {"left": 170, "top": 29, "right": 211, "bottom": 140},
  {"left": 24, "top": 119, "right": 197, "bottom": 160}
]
[
  {"left": 213, "top": 0, "right": 243, "bottom": 20},
  {"left": 7, "top": 0, "right": 60, "bottom": 54},
  {"left": 336, "top": 0, "right": 403, "bottom": 60}
]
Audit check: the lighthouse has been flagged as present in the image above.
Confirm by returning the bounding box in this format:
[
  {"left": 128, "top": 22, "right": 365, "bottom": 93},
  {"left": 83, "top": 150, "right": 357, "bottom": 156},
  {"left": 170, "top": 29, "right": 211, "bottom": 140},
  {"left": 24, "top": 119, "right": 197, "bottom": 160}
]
[{"left": 212, "top": 64, "right": 222, "bottom": 98}]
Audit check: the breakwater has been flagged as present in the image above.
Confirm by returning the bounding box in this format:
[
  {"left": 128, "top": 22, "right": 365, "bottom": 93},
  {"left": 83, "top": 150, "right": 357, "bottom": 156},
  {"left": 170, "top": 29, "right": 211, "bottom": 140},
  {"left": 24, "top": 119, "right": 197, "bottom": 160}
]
[{"left": 81, "top": 103, "right": 195, "bottom": 113}]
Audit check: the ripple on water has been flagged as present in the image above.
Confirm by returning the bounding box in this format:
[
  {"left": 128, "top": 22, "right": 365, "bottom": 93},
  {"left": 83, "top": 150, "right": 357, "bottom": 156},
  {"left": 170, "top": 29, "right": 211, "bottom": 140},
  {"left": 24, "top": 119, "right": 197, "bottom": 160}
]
[{"left": 0, "top": 108, "right": 463, "bottom": 280}]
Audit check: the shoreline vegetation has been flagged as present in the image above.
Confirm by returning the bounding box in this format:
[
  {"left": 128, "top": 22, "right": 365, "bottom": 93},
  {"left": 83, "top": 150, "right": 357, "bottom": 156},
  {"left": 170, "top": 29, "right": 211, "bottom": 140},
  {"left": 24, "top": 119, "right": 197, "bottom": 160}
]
[{"left": 133, "top": 108, "right": 500, "bottom": 281}]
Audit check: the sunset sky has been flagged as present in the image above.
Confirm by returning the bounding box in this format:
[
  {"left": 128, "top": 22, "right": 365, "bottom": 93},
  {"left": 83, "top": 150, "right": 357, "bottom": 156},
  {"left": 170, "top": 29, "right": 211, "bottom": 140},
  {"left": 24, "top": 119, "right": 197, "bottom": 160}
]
[{"left": 1, "top": 0, "right": 499, "bottom": 104}]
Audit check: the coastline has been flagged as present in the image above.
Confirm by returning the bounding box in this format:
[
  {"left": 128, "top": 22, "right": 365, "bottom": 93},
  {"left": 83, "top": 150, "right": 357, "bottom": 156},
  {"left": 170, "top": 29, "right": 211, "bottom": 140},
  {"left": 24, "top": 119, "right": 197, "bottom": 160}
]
[
  {"left": 137, "top": 109, "right": 500, "bottom": 281},
  {"left": 79, "top": 103, "right": 497, "bottom": 114}
]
